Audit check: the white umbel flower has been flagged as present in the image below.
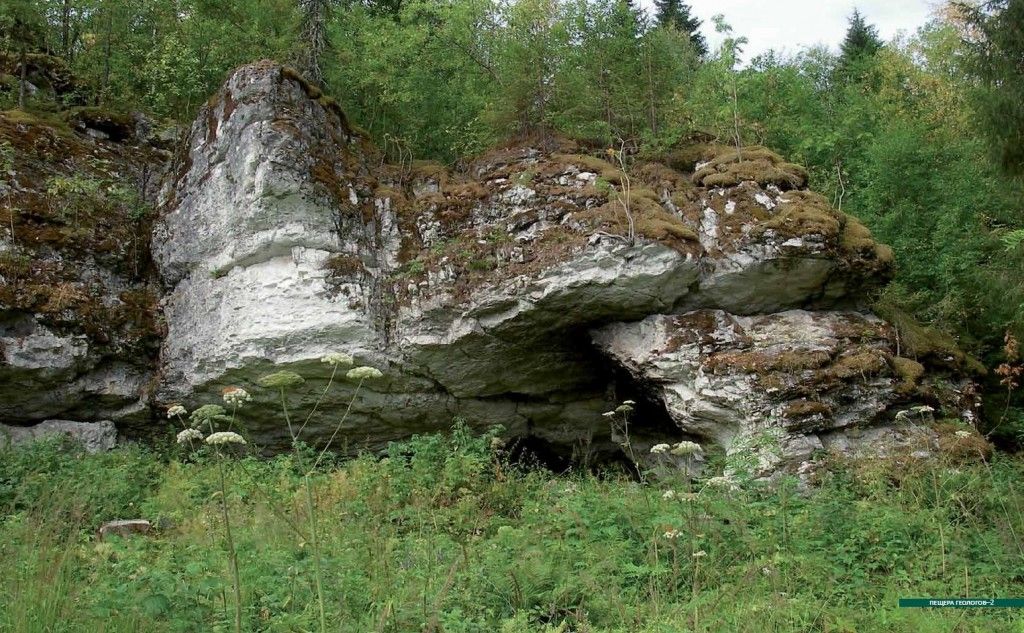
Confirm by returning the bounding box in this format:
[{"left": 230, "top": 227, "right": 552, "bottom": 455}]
[
  {"left": 346, "top": 366, "right": 383, "bottom": 380},
  {"left": 662, "top": 490, "right": 677, "bottom": 500},
  {"left": 205, "top": 431, "right": 247, "bottom": 446},
  {"left": 167, "top": 404, "right": 187, "bottom": 418},
  {"left": 321, "top": 352, "right": 354, "bottom": 367},
  {"left": 622, "top": 400, "right": 636, "bottom": 406},
  {"left": 601, "top": 411, "right": 616, "bottom": 418},
  {"left": 663, "top": 529, "right": 682, "bottom": 540},
  {"left": 176, "top": 428, "right": 203, "bottom": 444},
  {"left": 692, "top": 550, "right": 707, "bottom": 559},
  {"left": 650, "top": 443, "right": 670, "bottom": 454},
  {"left": 671, "top": 441, "right": 703, "bottom": 456},
  {"left": 222, "top": 387, "right": 251, "bottom": 407},
  {"left": 955, "top": 430, "right": 972, "bottom": 438}
]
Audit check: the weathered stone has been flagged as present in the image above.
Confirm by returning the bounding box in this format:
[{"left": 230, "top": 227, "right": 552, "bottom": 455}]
[
  {"left": 145, "top": 62, "right": 973, "bottom": 473},
  {"left": 0, "top": 108, "right": 162, "bottom": 429},
  {"left": 592, "top": 310, "right": 968, "bottom": 477},
  {"left": 98, "top": 519, "right": 152, "bottom": 540},
  {"left": 0, "top": 419, "right": 117, "bottom": 453}
]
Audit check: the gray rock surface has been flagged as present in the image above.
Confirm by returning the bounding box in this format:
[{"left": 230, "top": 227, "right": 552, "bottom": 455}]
[
  {"left": 0, "top": 419, "right": 117, "bottom": 452},
  {"left": 592, "top": 310, "right": 967, "bottom": 477},
  {"left": 98, "top": 519, "right": 152, "bottom": 540},
  {"left": 147, "top": 62, "right": 974, "bottom": 472},
  {"left": 0, "top": 108, "right": 162, "bottom": 432}
]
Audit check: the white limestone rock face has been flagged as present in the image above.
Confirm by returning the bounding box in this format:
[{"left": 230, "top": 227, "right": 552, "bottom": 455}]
[
  {"left": 592, "top": 310, "right": 947, "bottom": 477},
  {"left": 149, "top": 62, "right": 972, "bottom": 470}
]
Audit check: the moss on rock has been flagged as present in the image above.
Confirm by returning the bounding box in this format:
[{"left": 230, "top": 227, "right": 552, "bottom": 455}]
[
  {"left": 761, "top": 191, "right": 842, "bottom": 238},
  {"left": 693, "top": 145, "right": 808, "bottom": 190}
]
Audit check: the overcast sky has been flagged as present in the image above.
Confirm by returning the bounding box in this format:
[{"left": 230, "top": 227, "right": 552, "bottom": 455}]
[{"left": 639, "top": 0, "right": 940, "bottom": 61}]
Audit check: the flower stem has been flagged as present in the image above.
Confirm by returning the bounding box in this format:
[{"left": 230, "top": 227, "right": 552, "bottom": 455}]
[
  {"left": 217, "top": 456, "right": 242, "bottom": 633},
  {"left": 304, "top": 474, "right": 327, "bottom": 633}
]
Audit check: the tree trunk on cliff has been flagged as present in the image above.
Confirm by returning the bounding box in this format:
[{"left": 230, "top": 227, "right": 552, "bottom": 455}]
[{"left": 296, "top": 0, "right": 329, "bottom": 88}]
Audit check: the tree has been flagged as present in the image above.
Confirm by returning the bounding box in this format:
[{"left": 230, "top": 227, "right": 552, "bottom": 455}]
[
  {"left": 297, "top": 0, "right": 332, "bottom": 87},
  {"left": 653, "top": 0, "right": 706, "bottom": 56},
  {"left": 0, "top": 0, "right": 46, "bottom": 108},
  {"left": 959, "top": 0, "right": 1024, "bottom": 176},
  {"left": 839, "top": 8, "right": 883, "bottom": 64}
]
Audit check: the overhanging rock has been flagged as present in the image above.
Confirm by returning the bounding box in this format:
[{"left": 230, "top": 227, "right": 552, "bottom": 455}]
[{"left": 151, "top": 61, "right": 978, "bottom": 471}]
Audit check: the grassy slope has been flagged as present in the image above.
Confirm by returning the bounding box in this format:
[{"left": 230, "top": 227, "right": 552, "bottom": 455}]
[{"left": 1, "top": 430, "right": 1023, "bottom": 632}]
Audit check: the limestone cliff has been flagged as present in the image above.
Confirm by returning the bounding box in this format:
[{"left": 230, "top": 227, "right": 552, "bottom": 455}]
[
  {"left": 2, "top": 62, "right": 982, "bottom": 476},
  {"left": 145, "top": 62, "right": 978, "bottom": 474}
]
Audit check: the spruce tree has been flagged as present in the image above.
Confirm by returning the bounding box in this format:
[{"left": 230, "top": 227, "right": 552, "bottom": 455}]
[
  {"left": 839, "top": 8, "right": 883, "bottom": 63},
  {"left": 654, "top": 0, "right": 707, "bottom": 56}
]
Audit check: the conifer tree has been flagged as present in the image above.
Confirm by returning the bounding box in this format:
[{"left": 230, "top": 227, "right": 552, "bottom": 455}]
[
  {"left": 839, "top": 8, "right": 883, "bottom": 63},
  {"left": 654, "top": 0, "right": 707, "bottom": 56}
]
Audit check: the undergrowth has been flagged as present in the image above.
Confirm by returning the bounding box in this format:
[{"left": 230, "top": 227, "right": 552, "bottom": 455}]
[{"left": 1, "top": 430, "right": 1023, "bottom": 632}]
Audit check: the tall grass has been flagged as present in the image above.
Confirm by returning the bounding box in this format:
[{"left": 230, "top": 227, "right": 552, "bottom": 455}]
[{"left": 1, "top": 428, "right": 1022, "bottom": 632}]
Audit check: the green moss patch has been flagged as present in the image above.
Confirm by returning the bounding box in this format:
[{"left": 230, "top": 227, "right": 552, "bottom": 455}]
[{"left": 693, "top": 145, "right": 808, "bottom": 190}]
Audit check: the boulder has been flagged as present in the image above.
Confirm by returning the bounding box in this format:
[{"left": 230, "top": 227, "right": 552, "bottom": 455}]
[
  {"left": 591, "top": 310, "right": 967, "bottom": 476},
  {"left": 97, "top": 519, "right": 152, "bottom": 540},
  {"left": 0, "top": 419, "right": 117, "bottom": 453},
  {"left": 148, "top": 61, "right": 970, "bottom": 476}
]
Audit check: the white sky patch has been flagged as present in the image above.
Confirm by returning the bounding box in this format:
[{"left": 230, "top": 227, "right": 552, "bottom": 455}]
[{"left": 638, "top": 0, "right": 940, "bottom": 61}]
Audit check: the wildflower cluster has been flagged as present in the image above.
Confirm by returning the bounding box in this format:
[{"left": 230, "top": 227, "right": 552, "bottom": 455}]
[
  {"left": 321, "top": 352, "right": 353, "bottom": 367},
  {"left": 347, "top": 366, "right": 383, "bottom": 381},
  {"left": 222, "top": 387, "right": 251, "bottom": 407},
  {"left": 167, "top": 404, "right": 187, "bottom": 418},
  {"left": 895, "top": 404, "right": 936, "bottom": 422},
  {"left": 650, "top": 440, "right": 703, "bottom": 456},
  {"left": 190, "top": 404, "right": 230, "bottom": 429},
  {"left": 670, "top": 441, "right": 703, "bottom": 456},
  {"left": 176, "top": 428, "right": 203, "bottom": 444},
  {"left": 257, "top": 371, "right": 305, "bottom": 390},
  {"left": 705, "top": 476, "right": 737, "bottom": 491},
  {"left": 206, "top": 431, "right": 247, "bottom": 446},
  {"left": 603, "top": 399, "right": 636, "bottom": 418},
  {"left": 662, "top": 490, "right": 698, "bottom": 502}
]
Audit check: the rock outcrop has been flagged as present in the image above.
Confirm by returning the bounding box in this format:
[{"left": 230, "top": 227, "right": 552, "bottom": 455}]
[
  {"left": 0, "top": 419, "right": 117, "bottom": 453},
  {"left": 0, "top": 108, "right": 164, "bottom": 431},
  {"left": 1, "top": 61, "right": 981, "bottom": 474},
  {"left": 147, "top": 61, "right": 978, "bottom": 473}
]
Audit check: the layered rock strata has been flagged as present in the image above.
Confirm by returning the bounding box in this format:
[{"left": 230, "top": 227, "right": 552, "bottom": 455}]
[{"left": 147, "top": 62, "right": 977, "bottom": 473}]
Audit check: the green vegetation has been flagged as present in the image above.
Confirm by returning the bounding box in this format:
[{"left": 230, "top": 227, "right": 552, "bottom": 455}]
[
  {"left": 2, "top": 428, "right": 1022, "bottom": 632},
  {"left": 2, "top": 3, "right": 1024, "bottom": 626}
]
